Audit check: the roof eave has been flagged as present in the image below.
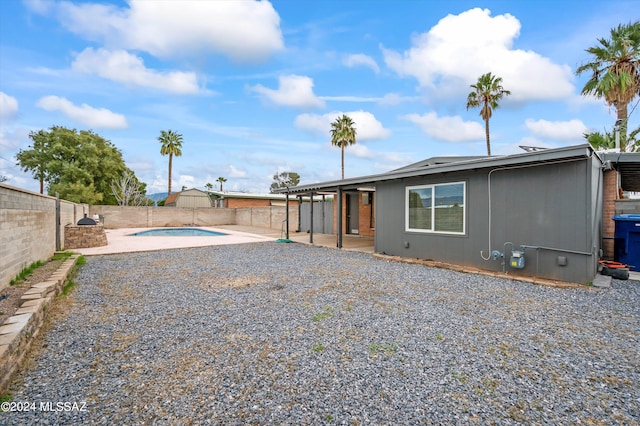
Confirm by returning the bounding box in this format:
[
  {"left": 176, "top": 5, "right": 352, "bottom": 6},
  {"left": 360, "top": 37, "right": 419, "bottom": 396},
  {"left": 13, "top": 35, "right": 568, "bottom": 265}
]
[{"left": 276, "top": 144, "right": 595, "bottom": 195}]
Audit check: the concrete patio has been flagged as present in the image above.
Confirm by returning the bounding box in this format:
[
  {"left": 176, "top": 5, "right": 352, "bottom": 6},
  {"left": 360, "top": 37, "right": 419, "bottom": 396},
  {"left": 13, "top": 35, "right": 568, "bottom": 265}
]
[{"left": 72, "top": 225, "right": 374, "bottom": 256}]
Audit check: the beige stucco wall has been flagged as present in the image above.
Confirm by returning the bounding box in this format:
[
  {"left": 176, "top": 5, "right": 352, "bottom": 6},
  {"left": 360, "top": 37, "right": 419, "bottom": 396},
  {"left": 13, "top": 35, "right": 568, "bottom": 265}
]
[{"left": 89, "top": 205, "right": 297, "bottom": 230}]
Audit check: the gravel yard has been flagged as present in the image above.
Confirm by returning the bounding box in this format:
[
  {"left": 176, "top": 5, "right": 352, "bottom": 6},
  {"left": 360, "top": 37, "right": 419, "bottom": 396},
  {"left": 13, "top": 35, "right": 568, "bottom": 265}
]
[{"left": 4, "top": 242, "right": 640, "bottom": 425}]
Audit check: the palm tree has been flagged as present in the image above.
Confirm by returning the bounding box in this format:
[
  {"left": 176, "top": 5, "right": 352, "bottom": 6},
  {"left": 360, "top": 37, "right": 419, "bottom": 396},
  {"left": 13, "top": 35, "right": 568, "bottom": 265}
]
[
  {"left": 216, "top": 176, "right": 227, "bottom": 192},
  {"left": 466, "top": 72, "right": 511, "bottom": 156},
  {"left": 576, "top": 22, "right": 640, "bottom": 152},
  {"left": 157, "top": 130, "right": 183, "bottom": 195},
  {"left": 330, "top": 114, "right": 357, "bottom": 179}
]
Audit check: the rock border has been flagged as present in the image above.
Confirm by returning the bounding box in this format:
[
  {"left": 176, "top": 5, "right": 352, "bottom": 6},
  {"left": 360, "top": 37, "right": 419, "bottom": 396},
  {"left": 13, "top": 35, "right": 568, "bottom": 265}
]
[{"left": 0, "top": 254, "right": 80, "bottom": 393}]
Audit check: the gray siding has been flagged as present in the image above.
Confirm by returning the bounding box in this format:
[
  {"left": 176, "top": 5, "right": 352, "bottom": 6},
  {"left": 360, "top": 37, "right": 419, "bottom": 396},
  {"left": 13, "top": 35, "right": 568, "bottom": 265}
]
[
  {"left": 300, "top": 200, "right": 334, "bottom": 233},
  {"left": 375, "top": 157, "right": 601, "bottom": 284}
]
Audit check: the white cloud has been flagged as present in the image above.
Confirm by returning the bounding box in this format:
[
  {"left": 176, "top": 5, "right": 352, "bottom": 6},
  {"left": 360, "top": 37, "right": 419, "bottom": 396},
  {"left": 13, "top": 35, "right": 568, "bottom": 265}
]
[
  {"left": 348, "top": 144, "right": 374, "bottom": 159},
  {"left": 23, "top": 0, "right": 53, "bottom": 14},
  {"left": 378, "top": 93, "right": 420, "bottom": 106},
  {"left": 0, "top": 92, "right": 18, "bottom": 120},
  {"left": 36, "top": 96, "right": 128, "bottom": 129},
  {"left": 343, "top": 54, "right": 380, "bottom": 73},
  {"left": 295, "top": 110, "right": 391, "bottom": 141},
  {"left": 382, "top": 8, "right": 575, "bottom": 102},
  {"left": 524, "top": 118, "right": 588, "bottom": 140},
  {"left": 320, "top": 96, "right": 381, "bottom": 103},
  {"left": 55, "top": 0, "right": 284, "bottom": 62},
  {"left": 251, "top": 75, "right": 324, "bottom": 109},
  {"left": 401, "top": 112, "right": 484, "bottom": 142},
  {"left": 72, "top": 48, "right": 200, "bottom": 94},
  {"left": 228, "top": 165, "right": 247, "bottom": 178}
]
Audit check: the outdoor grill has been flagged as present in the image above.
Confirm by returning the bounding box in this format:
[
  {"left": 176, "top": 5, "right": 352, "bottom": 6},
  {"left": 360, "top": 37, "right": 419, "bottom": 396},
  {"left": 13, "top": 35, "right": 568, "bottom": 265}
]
[{"left": 77, "top": 214, "right": 97, "bottom": 226}]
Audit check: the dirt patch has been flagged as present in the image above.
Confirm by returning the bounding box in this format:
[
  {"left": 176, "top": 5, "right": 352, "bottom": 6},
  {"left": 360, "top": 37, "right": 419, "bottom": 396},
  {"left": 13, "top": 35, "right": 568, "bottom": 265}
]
[{"left": 0, "top": 259, "right": 65, "bottom": 325}]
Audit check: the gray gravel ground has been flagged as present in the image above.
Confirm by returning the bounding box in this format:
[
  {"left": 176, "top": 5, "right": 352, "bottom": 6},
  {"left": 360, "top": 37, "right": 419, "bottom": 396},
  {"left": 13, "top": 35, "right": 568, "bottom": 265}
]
[{"left": 3, "top": 242, "right": 640, "bottom": 425}]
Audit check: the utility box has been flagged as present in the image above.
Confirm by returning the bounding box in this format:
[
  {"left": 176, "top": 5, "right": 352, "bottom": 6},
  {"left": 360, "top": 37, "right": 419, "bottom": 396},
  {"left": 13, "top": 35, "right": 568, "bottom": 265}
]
[
  {"left": 510, "top": 250, "right": 525, "bottom": 269},
  {"left": 613, "top": 214, "right": 640, "bottom": 270}
]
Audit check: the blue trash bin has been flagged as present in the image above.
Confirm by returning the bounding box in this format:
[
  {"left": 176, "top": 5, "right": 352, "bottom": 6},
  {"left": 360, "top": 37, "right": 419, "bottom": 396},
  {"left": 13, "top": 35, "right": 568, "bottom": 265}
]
[{"left": 612, "top": 214, "right": 640, "bottom": 270}]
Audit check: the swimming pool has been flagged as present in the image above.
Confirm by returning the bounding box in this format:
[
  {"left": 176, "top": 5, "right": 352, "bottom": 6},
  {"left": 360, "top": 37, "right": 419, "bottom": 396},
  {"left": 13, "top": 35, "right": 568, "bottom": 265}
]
[{"left": 130, "top": 228, "right": 228, "bottom": 237}]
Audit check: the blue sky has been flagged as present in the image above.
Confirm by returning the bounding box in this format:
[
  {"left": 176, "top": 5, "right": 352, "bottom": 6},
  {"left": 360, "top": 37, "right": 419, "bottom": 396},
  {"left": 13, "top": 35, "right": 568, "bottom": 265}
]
[{"left": 1, "top": 0, "right": 638, "bottom": 195}]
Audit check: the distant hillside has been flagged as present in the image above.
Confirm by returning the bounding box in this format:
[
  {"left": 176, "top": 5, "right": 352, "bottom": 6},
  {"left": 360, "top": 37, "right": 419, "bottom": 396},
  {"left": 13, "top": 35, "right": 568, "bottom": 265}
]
[{"left": 147, "top": 192, "right": 168, "bottom": 201}]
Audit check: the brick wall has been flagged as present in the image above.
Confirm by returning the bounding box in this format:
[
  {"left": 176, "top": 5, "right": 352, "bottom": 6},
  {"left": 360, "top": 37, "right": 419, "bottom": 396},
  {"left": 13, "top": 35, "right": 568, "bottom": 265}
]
[
  {"left": 602, "top": 170, "right": 618, "bottom": 259},
  {"left": 226, "top": 198, "right": 270, "bottom": 208},
  {"left": 333, "top": 192, "right": 375, "bottom": 237}
]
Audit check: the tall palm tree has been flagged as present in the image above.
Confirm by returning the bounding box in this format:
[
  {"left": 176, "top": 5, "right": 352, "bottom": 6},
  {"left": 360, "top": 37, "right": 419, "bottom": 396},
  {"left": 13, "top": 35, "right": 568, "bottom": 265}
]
[
  {"left": 158, "top": 130, "right": 183, "bottom": 195},
  {"left": 330, "top": 114, "right": 357, "bottom": 179},
  {"left": 216, "top": 176, "right": 227, "bottom": 192},
  {"left": 466, "top": 72, "right": 511, "bottom": 156},
  {"left": 576, "top": 22, "right": 640, "bottom": 152}
]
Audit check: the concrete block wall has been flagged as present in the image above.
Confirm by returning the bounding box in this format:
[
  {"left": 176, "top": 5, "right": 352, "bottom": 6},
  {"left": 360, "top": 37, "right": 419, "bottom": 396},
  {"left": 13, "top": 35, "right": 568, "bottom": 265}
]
[
  {"left": 0, "top": 184, "right": 88, "bottom": 290},
  {"left": 615, "top": 199, "right": 640, "bottom": 215},
  {"left": 1, "top": 185, "right": 55, "bottom": 290},
  {"left": 88, "top": 205, "right": 297, "bottom": 231}
]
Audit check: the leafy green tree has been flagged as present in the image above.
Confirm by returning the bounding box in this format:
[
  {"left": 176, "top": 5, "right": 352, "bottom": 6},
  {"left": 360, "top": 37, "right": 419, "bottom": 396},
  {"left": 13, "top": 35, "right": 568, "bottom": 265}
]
[
  {"left": 158, "top": 129, "right": 183, "bottom": 195},
  {"left": 204, "top": 182, "right": 214, "bottom": 192},
  {"left": 466, "top": 72, "right": 511, "bottom": 156},
  {"left": 16, "top": 126, "right": 138, "bottom": 204},
  {"left": 270, "top": 171, "right": 300, "bottom": 192},
  {"left": 576, "top": 22, "right": 640, "bottom": 151},
  {"left": 216, "top": 176, "right": 227, "bottom": 191},
  {"left": 16, "top": 129, "right": 50, "bottom": 193},
  {"left": 330, "top": 114, "right": 357, "bottom": 179}
]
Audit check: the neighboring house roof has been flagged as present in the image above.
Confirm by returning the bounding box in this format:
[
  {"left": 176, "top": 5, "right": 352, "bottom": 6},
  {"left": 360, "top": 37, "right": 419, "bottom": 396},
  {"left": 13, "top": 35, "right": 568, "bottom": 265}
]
[
  {"left": 391, "top": 156, "right": 486, "bottom": 172},
  {"left": 165, "top": 193, "right": 178, "bottom": 204},
  {"left": 274, "top": 144, "right": 599, "bottom": 195},
  {"left": 208, "top": 190, "right": 291, "bottom": 200},
  {"left": 207, "top": 190, "right": 320, "bottom": 201}
]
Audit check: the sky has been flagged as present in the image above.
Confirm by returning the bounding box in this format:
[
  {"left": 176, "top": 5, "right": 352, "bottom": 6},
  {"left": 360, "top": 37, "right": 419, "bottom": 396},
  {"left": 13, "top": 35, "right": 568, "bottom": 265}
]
[{"left": 1, "top": 0, "right": 639, "bottom": 196}]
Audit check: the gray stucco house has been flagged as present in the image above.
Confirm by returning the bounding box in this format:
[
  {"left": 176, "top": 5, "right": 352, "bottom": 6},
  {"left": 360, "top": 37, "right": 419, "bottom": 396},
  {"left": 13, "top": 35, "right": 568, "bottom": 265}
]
[{"left": 277, "top": 144, "right": 640, "bottom": 284}]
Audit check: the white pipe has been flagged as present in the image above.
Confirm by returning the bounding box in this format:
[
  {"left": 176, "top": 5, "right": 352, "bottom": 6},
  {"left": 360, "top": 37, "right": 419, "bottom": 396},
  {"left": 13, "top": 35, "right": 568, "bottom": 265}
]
[{"left": 481, "top": 156, "right": 591, "bottom": 261}]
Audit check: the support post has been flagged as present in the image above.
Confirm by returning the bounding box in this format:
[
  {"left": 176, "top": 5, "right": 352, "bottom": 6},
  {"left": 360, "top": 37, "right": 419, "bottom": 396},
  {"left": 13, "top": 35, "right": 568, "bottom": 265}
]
[
  {"left": 309, "top": 192, "right": 314, "bottom": 244},
  {"left": 296, "top": 196, "right": 302, "bottom": 232},
  {"left": 337, "top": 187, "right": 343, "bottom": 248},
  {"left": 322, "top": 194, "right": 326, "bottom": 234},
  {"left": 55, "top": 192, "right": 61, "bottom": 251},
  {"left": 285, "top": 190, "right": 290, "bottom": 239}
]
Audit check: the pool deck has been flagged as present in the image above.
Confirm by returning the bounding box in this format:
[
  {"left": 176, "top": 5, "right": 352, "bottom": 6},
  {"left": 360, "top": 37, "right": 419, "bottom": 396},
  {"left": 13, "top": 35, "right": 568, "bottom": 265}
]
[{"left": 73, "top": 225, "right": 375, "bottom": 256}]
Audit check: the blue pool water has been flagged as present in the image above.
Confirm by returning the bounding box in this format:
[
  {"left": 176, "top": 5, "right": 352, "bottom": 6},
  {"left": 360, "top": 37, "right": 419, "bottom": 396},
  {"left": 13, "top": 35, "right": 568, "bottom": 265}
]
[{"left": 130, "top": 228, "right": 227, "bottom": 237}]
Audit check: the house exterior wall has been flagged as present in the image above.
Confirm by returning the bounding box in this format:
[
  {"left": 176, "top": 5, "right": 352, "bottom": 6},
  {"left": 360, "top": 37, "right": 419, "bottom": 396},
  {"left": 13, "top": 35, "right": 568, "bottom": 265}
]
[
  {"left": 226, "top": 198, "right": 271, "bottom": 208},
  {"left": 374, "top": 157, "right": 601, "bottom": 284},
  {"left": 333, "top": 192, "right": 375, "bottom": 237},
  {"left": 175, "top": 189, "right": 212, "bottom": 208}
]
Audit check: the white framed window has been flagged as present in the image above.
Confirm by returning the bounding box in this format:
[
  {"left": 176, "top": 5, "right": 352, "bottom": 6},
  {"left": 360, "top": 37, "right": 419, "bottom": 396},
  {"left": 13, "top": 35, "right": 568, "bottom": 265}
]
[{"left": 406, "top": 182, "right": 465, "bottom": 234}]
